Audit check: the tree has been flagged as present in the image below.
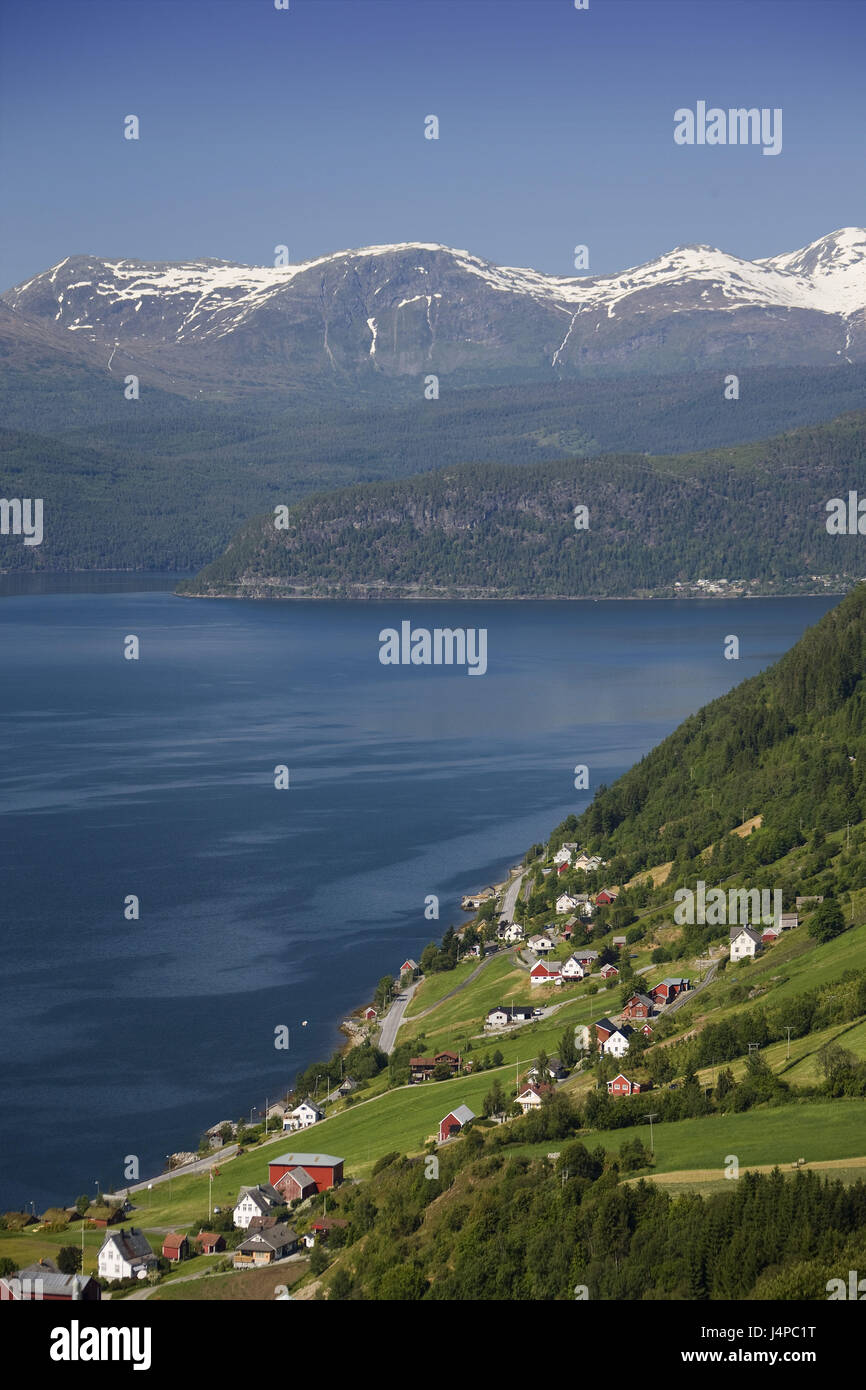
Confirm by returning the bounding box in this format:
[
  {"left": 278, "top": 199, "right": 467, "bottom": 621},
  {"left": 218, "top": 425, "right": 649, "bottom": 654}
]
[
  {"left": 492, "top": 1049, "right": 504, "bottom": 1067},
  {"left": 329, "top": 1267, "right": 353, "bottom": 1299},
  {"left": 808, "top": 898, "right": 845, "bottom": 943},
  {"left": 432, "top": 1062, "right": 452, "bottom": 1081},
  {"left": 74, "top": 1194, "right": 90, "bottom": 1219},
  {"left": 559, "top": 1027, "right": 577, "bottom": 1069},
  {"left": 57, "top": 1246, "right": 83, "bottom": 1275},
  {"left": 483, "top": 1079, "right": 506, "bottom": 1118},
  {"left": 308, "top": 1244, "right": 329, "bottom": 1277}
]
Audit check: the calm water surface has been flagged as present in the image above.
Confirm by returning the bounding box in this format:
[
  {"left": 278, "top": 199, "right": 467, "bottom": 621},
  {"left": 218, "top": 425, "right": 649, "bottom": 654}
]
[{"left": 0, "top": 582, "right": 839, "bottom": 1205}]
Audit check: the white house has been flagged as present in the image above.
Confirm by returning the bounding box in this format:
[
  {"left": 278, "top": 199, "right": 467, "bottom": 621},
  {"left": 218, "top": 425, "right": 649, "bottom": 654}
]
[
  {"left": 528, "top": 933, "right": 556, "bottom": 954},
  {"left": 574, "top": 895, "right": 595, "bottom": 917},
  {"left": 601, "top": 1027, "right": 633, "bottom": 1058},
  {"left": 553, "top": 846, "right": 573, "bottom": 866},
  {"left": 561, "top": 955, "right": 589, "bottom": 979},
  {"left": 500, "top": 922, "right": 525, "bottom": 943},
  {"left": 485, "top": 1004, "right": 534, "bottom": 1028},
  {"left": 233, "top": 1184, "right": 283, "bottom": 1230},
  {"left": 556, "top": 894, "right": 580, "bottom": 914},
  {"left": 515, "top": 1084, "right": 552, "bottom": 1113},
  {"left": 730, "top": 926, "right": 764, "bottom": 962},
  {"left": 530, "top": 961, "right": 561, "bottom": 985},
  {"left": 285, "top": 1098, "right": 325, "bottom": 1131},
  {"left": 97, "top": 1228, "right": 156, "bottom": 1281}
]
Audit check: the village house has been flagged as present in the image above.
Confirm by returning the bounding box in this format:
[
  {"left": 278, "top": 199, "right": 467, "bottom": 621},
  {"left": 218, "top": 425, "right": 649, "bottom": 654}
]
[
  {"left": 194, "top": 1232, "right": 225, "bottom": 1255},
  {"left": 730, "top": 926, "right": 764, "bottom": 962},
  {"left": 233, "top": 1185, "right": 284, "bottom": 1230},
  {"left": 622, "top": 991, "right": 655, "bottom": 1020},
  {"left": 612, "top": 935, "right": 627, "bottom": 950},
  {"left": 640, "top": 1022, "right": 654, "bottom": 1038},
  {"left": 337, "top": 1076, "right": 358, "bottom": 1097},
  {"left": 96, "top": 1228, "right": 156, "bottom": 1281},
  {"left": 410, "top": 1050, "right": 461, "bottom": 1080},
  {"left": 556, "top": 893, "right": 580, "bottom": 914},
  {"left": 607, "top": 1073, "right": 641, "bottom": 1097},
  {"left": 761, "top": 923, "right": 784, "bottom": 944},
  {"left": 572, "top": 948, "right": 599, "bottom": 968},
  {"left": 553, "top": 843, "right": 577, "bottom": 865},
  {"left": 574, "top": 894, "right": 594, "bottom": 917},
  {"left": 600, "top": 962, "right": 619, "bottom": 979},
  {"left": 561, "top": 955, "right": 588, "bottom": 980},
  {"left": 363, "top": 1006, "right": 378, "bottom": 1021},
  {"left": 302, "top": 1216, "right": 349, "bottom": 1248},
  {"left": 528, "top": 932, "right": 556, "bottom": 954},
  {"left": 527, "top": 1057, "right": 565, "bottom": 1083},
  {"left": 650, "top": 977, "right": 691, "bottom": 1006},
  {"left": 515, "top": 1083, "right": 555, "bottom": 1113},
  {"left": 285, "top": 1098, "right": 325, "bottom": 1131},
  {"left": 162, "top": 1233, "right": 189, "bottom": 1263},
  {"left": 485, "top": 1004, "right": 534, "bottom": 1028},
  {"left": 497, "top": 921, "right": 525, "bottom": 944},
  {"left": 399, "top": 958, "right": 419, "bottom": 977},
  {"left": 268, "top": 1153, "right": 344, "bottom": 1194},
  {"left": 438, "top": 1104, "right": 477, "bottom": 1142},
  {"left": 273, "top": 1164, "right": 319, "bottom": 1203},
  {"left": 779, "top": 912, "right": 799, "bottom": 931},
  {"left": 233, "top": 1223, "right": 298, "bottom": 1268},
  {"left": 595, "top": 888, "right": 620, "bottom": 905},
  {"left": 595, "top": 1018, "right": 633, "bottom": 1056},
  {"left": 530, "top": 960, "right": 561, "bottom": 985},
  {"left": 1, "top": 1262, "right": 101, "bottom": 1302}
]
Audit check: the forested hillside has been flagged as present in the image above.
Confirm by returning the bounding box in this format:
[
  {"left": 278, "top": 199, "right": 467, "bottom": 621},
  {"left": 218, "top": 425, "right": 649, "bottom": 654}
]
[
  {"left": 4, "top": 364, "right": 866, "bottom": 573},
  {"left": 553, "top": 582, "right": 866, "bottom": 885},
  {"left": 182, "top": 410, "right": 866, "bottom": 598}
]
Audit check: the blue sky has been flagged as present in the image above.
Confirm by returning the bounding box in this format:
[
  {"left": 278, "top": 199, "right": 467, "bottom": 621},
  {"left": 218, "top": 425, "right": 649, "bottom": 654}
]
[{"left": 1, "top": 0, "right": 864, "bottom": 288}]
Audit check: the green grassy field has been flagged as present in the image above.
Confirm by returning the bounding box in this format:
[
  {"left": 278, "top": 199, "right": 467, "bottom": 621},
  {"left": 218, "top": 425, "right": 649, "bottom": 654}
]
[
  {"left": 404, "top": 959, "right": 480, "bottom": 1018},
  {"left": 509, "top": 1099, "right": 866, "bottom": 1176}
]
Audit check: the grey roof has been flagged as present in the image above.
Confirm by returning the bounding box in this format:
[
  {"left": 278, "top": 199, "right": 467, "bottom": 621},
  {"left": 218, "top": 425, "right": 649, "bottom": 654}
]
[
  {"left": 270, "top": 1152, "right": 344, "bottom": 1168},
  {"left": 237, "top": 1184, "right": 282, "bottom": 1212},
  {"left": 14, "top": 1263, "right": 98, "bottom": 1297},
  {"left": 628, "top": 992, "right": 654, "bottom": 1006},
  {"left": 287, "top": 1166, "right": 316, "bottom": 1187},
  {"left": 447, "top": 1105, "right": 476, "bottom": 1125},
  {"left": 236, "top": 1222, "right": 297, "bottom": 1254},
  {"left": 730, "top": 926, "right": 763, "bottom": 943},
  {"left": 294, "top": 1098, "right": 325, "bottom": 1115},
  {"left": 101, "top": 1227, "right": 154, "bottom": 1262}
]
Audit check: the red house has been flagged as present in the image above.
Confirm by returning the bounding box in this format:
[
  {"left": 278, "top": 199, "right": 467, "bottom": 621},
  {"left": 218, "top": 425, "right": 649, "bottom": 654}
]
[
  {"left": 364, "top": 1007, "right": 378, "bottom": 1021},
  {"left": 640, "top": 1022, "right": 654, "bottom": 1037},
  {"left": 438, "top": 1104, "right": 476, "bottom": 1143},
  {"left": 594, "top": 1017, "right": 617, "bottom": 1046},
  {"left": 162, "top": 1233, "right": 189, "bottom": 1262},
  {"left": 399, "top": 958, "right": 418, "bottom": 976},
  {"left": 650, "top": 977, "right": 690, "bottom": 1006},
  {"left": 268, "top": 1152, "right": 344, "bottom": 1194},
  {"left": 530, "top": 961, "right": 561, "bottom": 984},
  {"left": 557, "top": 862, "right": 570, "bottom": 875},
  {"left": 194, "top": 1232, "right": 225, "bottom": 1255},
  {"left": 596, "top": 889, "right": 619, "bottom": 905},
  {"left": 600, "top": 963, "right": 618, "bottom": 979},
  {"left": 622, "top": 992, "right": 654, "bottom": 1021},
  {"left": 607, "top": 1073, "right": 641, "bottom": 1097}
]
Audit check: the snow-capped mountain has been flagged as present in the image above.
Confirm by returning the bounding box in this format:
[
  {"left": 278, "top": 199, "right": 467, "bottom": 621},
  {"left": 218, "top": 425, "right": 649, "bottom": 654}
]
[{"left": 3, "top": 229, "right": 865, "bottom": 394}]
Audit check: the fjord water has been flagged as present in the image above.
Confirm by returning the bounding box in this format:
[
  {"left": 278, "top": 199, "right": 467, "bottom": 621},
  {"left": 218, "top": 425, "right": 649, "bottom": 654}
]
[{"left": 0, "top": 585, "right": 838, "bottom": 1207}]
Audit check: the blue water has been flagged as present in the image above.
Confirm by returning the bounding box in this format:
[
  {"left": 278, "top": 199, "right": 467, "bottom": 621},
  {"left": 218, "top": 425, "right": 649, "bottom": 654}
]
[{"left": 0, "top": 585, "right": 839, "bottom": 1207}]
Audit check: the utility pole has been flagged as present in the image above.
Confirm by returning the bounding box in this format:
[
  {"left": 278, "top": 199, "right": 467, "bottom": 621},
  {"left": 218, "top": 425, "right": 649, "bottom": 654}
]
[
  {"left": 642, "top": 1112, "right": 659, "bottom": 1156},
  {"left": 786, "top": 1027, "right": 792, "bottom": 1061}
]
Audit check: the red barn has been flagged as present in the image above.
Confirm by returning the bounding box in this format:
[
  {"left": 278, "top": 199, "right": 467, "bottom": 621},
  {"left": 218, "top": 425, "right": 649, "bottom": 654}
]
[
  {"left": 622, "top": 992, "right": 654, "bottom": 1021},
  {"left": 268, "top": 1152, "right": 344, "bottom": 1194},
  {"left": 194, "top": 1232, "right": 225, "bottom": 1255},
  {"left": 364, "top": 1007, "right": 378, "bottom": 1021},
  {"left": 162, "top": 1233, "right": 188, "bottom": 1262},
  {"left": 596, "top": 889, "right": 619, "bottom": 905},
  {"left": 650, "top": 977, "right": 690, "bottom": 1006},
  {"left": 438, "top": 1104, "right": 476, "bottom": 1143},
  {"left": 607, "top": 1073, "right": 641, "bottom": 1097}
]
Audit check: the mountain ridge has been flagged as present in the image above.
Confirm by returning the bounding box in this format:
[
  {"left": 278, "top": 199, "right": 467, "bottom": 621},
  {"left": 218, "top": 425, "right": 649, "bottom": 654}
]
[{"left": 4, "top": 228, "right": 866, "bottom": 395}]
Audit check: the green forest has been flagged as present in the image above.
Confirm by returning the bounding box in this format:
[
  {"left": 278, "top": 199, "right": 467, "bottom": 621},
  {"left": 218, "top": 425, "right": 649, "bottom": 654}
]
[
  {"left": 4, "top": 362, "right": 866, "bottom": 573},
  {"left": 183, "top": 409, "right": 866, "bottom": 598}
]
